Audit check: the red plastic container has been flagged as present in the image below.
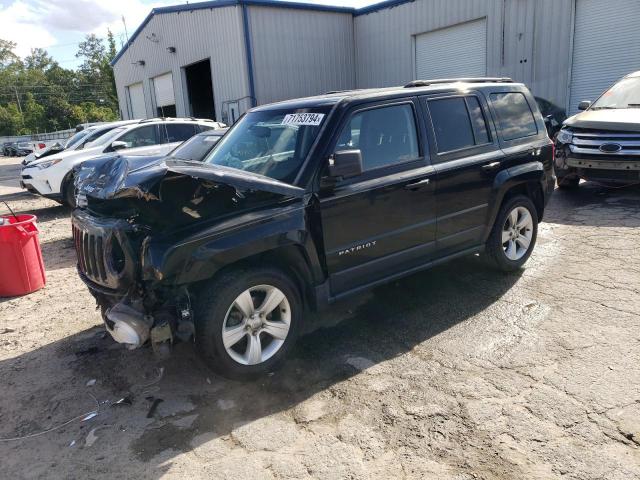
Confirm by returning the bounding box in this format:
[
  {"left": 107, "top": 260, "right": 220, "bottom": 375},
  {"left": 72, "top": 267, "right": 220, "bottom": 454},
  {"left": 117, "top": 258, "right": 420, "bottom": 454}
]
[{"left": 0, "top": 214, "right": 46, "bottom": 297}]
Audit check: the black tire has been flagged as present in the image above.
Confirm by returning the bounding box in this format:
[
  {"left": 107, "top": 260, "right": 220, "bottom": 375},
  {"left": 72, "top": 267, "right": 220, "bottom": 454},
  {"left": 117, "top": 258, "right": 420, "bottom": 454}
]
[
  {"left": 62, "top": 173, "right": 77, "bottom": 208},
  {"left": 195, "top": 266, "right": 302, "bottom": 380},
  {"left": 486, "top": 194, "right": 538, "bottom": 272}
]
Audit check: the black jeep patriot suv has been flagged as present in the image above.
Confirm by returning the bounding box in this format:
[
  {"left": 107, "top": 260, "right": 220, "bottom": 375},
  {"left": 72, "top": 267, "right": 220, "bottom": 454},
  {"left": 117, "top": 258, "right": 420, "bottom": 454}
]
[{"left": 72, "top": 78, "right": 555, "bottom": 378}]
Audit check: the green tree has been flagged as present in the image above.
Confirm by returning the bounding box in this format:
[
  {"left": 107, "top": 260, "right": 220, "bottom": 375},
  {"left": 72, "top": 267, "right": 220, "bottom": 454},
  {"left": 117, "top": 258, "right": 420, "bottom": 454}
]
[
  {"left": 24, "top": 48, "right": 54, "bottom": 71},
  {"left": 0, "top": 33, "right": 119, "bottom": 135},
  {"left": 0, "top": 103, "right": 23, "bottom": 135},
  {"left": 22, "top": 93, "right": 45, "bottom": 133},
  {"left": 0, "top": 39, "right": 19, "bottom": 66}
]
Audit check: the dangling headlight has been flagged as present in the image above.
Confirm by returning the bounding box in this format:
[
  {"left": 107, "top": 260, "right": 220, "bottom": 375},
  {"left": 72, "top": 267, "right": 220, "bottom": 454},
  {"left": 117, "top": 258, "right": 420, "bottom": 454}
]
[{"left": 556, "top": 129, "right": 573, "bottom": 144}]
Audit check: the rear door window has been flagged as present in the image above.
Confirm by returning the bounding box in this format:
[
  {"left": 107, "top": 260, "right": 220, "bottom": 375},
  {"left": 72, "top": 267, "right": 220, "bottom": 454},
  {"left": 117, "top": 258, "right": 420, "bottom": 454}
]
[
  {"left": 117, "top": 125, "right": 159, "bottom": 148},
  {"left": 489, "top": 92, "right": 538, "bottom": 141},
  {"left": 334, "top": 103, "right": 420, "bottom": 172},
  {"left": 427, "top": 97, "right": 475, "bottom": 153},
  {"left": 427, "top": 96, "right": 491, "bottom": 154},
  {"left": 163, "top": 123, "right": 198, "bottom": 143}
]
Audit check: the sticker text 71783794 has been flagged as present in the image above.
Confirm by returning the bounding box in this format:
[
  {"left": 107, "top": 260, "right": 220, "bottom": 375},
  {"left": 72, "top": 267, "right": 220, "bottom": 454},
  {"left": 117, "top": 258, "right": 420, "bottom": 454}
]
[{"left": 281, "top": 113, "right": 325, "bottom": 126}]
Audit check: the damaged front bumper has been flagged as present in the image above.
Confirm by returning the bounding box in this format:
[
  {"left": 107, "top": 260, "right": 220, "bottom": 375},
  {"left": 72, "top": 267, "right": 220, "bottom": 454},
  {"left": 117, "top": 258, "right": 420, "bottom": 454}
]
[
  {"left": 555, "top": 145, "right": 640, "bottom": 184},
  {"left": 71, "top": 210, "right": 194, "bottom": 352}
]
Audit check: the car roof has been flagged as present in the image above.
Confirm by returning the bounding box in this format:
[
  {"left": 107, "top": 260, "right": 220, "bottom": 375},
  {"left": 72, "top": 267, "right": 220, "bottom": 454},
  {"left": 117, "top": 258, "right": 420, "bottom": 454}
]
[{"left": 253, "top": 78, "right": 522, "bottom": 112}]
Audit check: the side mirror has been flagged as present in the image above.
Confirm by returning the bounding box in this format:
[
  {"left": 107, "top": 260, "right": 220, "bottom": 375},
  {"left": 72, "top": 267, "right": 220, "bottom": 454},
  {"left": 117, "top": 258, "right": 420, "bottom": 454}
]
[
  {"left": 110, "top": 141, "right": 128, "bottom": 151},
  {"left": 578, "top": 101, "right": 591, "bottom": 111},
  {"left": 328, "top": 149, "right": 363, "bottom": 179}
]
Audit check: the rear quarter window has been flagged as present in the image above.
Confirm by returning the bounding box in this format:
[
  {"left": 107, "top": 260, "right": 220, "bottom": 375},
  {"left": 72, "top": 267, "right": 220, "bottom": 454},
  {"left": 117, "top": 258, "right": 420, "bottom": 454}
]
[{"left": 490, "top": 92, "right": 538, "bottom": 141}]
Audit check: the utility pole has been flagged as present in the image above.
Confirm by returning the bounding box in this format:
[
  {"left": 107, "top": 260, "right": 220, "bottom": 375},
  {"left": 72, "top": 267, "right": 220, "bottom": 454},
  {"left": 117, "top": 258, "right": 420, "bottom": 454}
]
[{"left": 13, "top": 86, "right": 22, "bottom": 115}]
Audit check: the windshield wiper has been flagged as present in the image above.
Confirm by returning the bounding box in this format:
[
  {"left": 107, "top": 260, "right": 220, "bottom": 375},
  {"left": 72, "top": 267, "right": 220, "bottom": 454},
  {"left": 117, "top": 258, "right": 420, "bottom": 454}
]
[
  {"left": 627, "top": 104, "right": 640, "bottom": 108},
  {"left": 591, "top": 106, "right": 618, "bottom": 110}
]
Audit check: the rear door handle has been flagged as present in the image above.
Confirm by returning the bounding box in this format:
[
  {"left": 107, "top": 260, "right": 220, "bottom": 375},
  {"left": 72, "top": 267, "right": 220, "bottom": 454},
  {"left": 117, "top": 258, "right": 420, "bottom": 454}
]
[
  {"left": 404, "top": 178, "right": 431, "bottom": 190},
  {"left": 482, "top": 161, "right": 501, "bottom": 172}
]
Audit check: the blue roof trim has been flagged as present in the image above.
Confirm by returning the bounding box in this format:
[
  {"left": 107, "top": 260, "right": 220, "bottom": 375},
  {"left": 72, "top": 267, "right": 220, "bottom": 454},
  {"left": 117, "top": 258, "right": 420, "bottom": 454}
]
[
  {"left": 111, "top": 0, "right": 415, "bottom": 66},
  {"left": 354, "top": 0, "right": 414, "bottom": 16}
]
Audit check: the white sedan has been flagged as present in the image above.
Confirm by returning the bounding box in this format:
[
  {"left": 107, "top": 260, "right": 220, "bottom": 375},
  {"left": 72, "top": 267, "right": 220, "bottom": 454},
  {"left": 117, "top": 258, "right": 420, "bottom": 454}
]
[{"left": 20, "top": 118, "right": 225, "bottom": 206}]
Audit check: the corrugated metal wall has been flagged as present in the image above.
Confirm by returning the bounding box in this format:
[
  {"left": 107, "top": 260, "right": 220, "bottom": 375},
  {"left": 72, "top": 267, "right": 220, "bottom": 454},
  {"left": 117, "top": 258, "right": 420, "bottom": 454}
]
[
  {"left": 354, "top": 0, "right": 573, "bottom": 107},
  {"left": 113, "top": 0, "right": 576, "bottom": 117},
  {"left": 113, "top": 6, "right": 249, "bottom": 122},
  {"left": 246, "top": 6, "right": 355, "bottom": 105}
]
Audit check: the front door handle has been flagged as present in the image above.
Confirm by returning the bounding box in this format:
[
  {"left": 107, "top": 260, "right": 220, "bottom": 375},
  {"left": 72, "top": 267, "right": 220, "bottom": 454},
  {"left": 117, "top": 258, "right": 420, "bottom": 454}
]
[
  {"left": 404, "top": 178, "right": 431, "bottom": 190},
  {"left": 482, "top": 161, "right": 501, "bottom": 172}
]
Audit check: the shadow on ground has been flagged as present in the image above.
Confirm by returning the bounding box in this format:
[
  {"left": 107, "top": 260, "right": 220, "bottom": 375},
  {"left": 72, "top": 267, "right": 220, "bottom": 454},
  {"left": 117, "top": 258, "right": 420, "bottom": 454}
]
[{"left": 0, "top": 254, "right": 521, "bottom": 475}]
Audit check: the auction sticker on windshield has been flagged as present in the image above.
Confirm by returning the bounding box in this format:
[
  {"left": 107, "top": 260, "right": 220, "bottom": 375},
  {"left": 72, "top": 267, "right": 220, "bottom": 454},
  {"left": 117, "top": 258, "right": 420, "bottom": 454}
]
[{"left": 281, "top": 113, "right": 325, "bottom": 126}]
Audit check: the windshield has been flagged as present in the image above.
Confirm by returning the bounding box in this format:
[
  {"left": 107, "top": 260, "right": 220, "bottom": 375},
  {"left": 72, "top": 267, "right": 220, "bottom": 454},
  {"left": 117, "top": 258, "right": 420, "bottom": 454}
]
[
  {"left": 203, "top": 109, "right": 328, "bottom": 183},
  {"left": 591, "top": 77, "right": 640, "bottom": 109},
  {"left": 18, "top": 142, "right": 31, "bottom": 148},
  {"left": 170, "top": 132, "right": 225, "bottom": 162},
  {"left": 65, "top": 130, "right": 92, "bottom": 149}
]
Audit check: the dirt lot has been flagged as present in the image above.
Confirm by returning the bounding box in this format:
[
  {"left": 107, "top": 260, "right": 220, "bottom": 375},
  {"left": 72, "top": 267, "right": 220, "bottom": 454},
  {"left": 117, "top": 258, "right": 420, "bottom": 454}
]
[{"left": 0, "top": 155, "right": 639, "bottom": 479}]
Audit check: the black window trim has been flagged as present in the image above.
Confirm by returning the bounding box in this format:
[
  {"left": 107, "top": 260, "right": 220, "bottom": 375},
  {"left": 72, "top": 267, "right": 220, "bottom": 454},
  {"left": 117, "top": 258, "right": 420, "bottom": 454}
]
[
  {"left": 489, "top": 91, "right": 539, "bottom": 143},
  {"left": 327, "top": 98, "right": 428, "bottom": 185},
  {"left": 423, "top": 93, "right": 495, "bottom": 158}
]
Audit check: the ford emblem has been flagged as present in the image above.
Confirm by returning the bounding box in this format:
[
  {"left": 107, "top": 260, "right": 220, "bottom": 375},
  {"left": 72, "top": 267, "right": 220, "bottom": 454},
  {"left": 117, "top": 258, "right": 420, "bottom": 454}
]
[{"left": 599, "top": 143, "right": 622, "bottom": 153}]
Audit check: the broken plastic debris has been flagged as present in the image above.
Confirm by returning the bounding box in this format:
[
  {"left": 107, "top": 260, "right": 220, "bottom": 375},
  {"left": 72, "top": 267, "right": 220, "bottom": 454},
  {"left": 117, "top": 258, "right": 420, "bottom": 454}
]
[
  {"left": 0, "top": 394, "right": 99, "bottom": 442},
  {"left": 82, "top": 412, "right": 98, "bottom": 422},
  {"left": 86, "top": 379, "right": 96, "bottom": 387},
  {"left": 69, "top": 440, "right": 76, "bottom": 447},
  {"left": 111, "top": 396, "right": 132, "bottom": 407}
]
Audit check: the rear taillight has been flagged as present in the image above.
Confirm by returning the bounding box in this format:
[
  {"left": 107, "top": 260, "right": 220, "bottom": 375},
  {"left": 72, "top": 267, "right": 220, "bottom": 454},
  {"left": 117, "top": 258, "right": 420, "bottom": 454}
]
[{"left": 38, "top": 143, "right": 46, "bottom": 149}]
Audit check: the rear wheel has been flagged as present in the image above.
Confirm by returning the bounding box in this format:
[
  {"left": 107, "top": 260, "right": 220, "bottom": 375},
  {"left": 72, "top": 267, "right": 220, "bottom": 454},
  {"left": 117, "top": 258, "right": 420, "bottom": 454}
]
[
  {"left": 486, "top": 195, "right": 538, "bottom": 272},
  {"left": 195, "top": 266, "right": 301, "bottom": 380}
]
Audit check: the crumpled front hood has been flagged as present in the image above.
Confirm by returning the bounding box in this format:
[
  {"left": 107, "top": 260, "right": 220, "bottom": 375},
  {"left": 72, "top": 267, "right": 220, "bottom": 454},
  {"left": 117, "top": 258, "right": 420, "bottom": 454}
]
[
  {"left": 564, "top": 108, "right": 640, "bottom": 132},
  {"left": 76, "top": 156, "right": 304, "bottom": 201}
]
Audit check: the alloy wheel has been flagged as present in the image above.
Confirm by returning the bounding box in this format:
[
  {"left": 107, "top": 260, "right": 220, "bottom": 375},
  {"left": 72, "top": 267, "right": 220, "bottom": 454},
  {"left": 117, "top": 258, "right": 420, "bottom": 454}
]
[
  {"left": 221, "top": 284, "right": 291, "bottom": 366},
  {"left": 502, "top": 206, "right": 534, "bottom": 261}
]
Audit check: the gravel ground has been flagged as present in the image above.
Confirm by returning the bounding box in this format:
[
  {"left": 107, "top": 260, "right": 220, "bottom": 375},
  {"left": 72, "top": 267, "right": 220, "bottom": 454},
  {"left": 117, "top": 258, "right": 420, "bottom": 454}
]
[{"left": 1, "top": 155, "right": 639, "bottom": 479}]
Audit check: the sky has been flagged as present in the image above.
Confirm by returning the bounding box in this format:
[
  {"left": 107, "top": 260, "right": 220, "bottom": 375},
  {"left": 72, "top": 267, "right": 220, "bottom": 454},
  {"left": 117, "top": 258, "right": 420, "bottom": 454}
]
[{"left": 0, "top": 0, "right": 375, "bottom": 69}]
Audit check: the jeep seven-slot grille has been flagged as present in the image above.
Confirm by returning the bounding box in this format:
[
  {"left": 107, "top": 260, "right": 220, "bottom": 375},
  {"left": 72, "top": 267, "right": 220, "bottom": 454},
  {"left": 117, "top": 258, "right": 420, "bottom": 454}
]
[
  {"left": 72, "top": 224, "right": 108, "bottom": 283},
  {"left": 570, "top": 130, "right": 640, "bottom": 156}
]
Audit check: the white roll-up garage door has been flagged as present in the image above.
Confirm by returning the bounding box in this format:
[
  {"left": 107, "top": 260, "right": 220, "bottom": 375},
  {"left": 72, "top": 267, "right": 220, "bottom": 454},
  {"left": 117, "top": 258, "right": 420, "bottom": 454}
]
[
  {"left": 415, "top": 18, "right": 487, "bottom": 80},
  {"left": 153, "top": 72, "right": 176, "bottom": 107},
  {"left": 128, "top": 83, "right": 146, "bottom": 119},
  {"left": 569, "top": 0, "right": 640, "bottom": 114}
]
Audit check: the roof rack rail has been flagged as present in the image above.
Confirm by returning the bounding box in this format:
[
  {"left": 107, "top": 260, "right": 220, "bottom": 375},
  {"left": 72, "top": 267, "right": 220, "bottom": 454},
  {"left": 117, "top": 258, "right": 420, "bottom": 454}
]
[
  {"left": 404, "top": 77, "right": 514, "bottom": 88},
  {"left": 139, "top": 117, "right": 166, "bottom": 123},
  {"left": 325, "top": 89, "right": 358, "bottom": 94}
]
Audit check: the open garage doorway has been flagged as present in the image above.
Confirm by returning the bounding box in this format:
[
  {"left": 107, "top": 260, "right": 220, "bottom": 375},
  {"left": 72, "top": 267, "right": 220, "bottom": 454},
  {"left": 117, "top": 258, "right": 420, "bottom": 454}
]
[{"left": 184, "top": 59, "right": 216, "bottom": 120}]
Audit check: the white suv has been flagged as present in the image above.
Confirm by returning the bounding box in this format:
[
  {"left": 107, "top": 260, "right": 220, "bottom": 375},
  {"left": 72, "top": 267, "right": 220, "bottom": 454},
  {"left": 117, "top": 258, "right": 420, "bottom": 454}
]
[
  {"left": 21, "top": 118, "right": 226, "bottom": 206},
  {"left": 22, "top": 120, "right": 141, "bottom": 166}
]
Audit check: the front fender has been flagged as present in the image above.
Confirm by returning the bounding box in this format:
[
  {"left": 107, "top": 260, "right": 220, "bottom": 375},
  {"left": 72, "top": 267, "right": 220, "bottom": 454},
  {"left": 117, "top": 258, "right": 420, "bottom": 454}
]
[
  {"left": 484, "top": 161, "right": 545, "bottom": 239},
  {"left": 142, "top": 202, "right": 321, "bottom": 286}
]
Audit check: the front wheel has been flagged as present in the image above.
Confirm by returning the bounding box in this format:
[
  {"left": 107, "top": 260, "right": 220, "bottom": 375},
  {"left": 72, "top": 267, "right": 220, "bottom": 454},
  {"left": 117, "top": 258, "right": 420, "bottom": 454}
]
[
  {"left": 486, "top": 195, "right": 538, "bottom": 272},
  {"left": 195, "top": 267, "right": 302, "bottom": 380},
  {"left": 62, "top": 174, "right": 77, "bottom": 208}
]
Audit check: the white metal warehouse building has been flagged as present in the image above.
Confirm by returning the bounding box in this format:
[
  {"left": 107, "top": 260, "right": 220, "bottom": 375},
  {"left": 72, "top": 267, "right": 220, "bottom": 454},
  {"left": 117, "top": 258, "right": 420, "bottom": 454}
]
[{"left": 112, "top": 0, "right": 640, "bottom": 124}]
